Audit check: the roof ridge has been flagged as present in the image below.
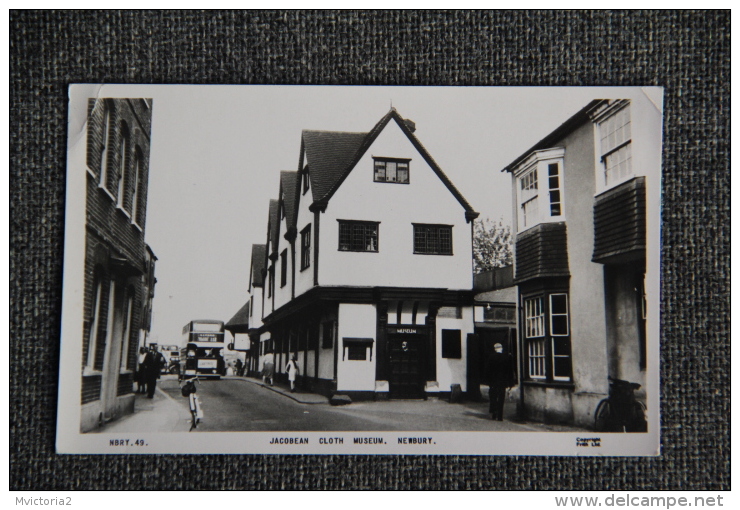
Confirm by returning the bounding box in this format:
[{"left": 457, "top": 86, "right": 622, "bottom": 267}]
[{"left": 311, "top": 109, "right": 478, "bottom": 219}]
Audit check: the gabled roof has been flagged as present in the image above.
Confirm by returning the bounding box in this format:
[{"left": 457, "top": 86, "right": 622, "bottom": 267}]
[
  {"left": 301, "top": 109, "right": 477, "bottom": 219},
  {"left": 225, "top": 301, "right": 251, "bottom": 330},
  {"left": 279, "top": 170, "right": 301, "bottom": 232},
  {"left": 302, "top": 130, "right": 367, "bottom": 202},
  {"left": 502, "top": 99, "right": 606, "bottom": 173},
  {"left": 267, "top": 199, "right": 280, "bottom": 256},
  {"left": 250, "top": 244, "right": 266, "bottom": 287}
]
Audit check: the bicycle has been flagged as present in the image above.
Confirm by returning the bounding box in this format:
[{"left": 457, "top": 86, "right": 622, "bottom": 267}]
[
  {"left": 180, "top": 376, "right": 203, "bottom": 431},
  {"left": 594, "top": 377, "right": 647, "bottom": 432}
]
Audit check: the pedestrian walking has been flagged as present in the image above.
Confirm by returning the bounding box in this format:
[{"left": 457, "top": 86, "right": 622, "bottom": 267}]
[
  {"left": 285, "top": 354, "right": 299, "bottom": 392},
  {"left": 143, "top": 345, "right": 166, "bottom": 398},
  {"left": 235, "top": 358, "right": 244, "bottom": 377},
  {"left": 485, "top": 343, "right": 514, "bottom": 421},
  {"left": 262, "top": 349, "right": 275, "bottom": 386}
]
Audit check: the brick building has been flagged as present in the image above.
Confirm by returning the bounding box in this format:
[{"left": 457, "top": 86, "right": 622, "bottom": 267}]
[{"left": 80, "top": 98, "right": 155, "bottom": 432}]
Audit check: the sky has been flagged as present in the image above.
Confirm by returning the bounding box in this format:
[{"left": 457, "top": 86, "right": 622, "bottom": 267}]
[{"left": 88, "top": 85, "right": 654, "bottom": 347}]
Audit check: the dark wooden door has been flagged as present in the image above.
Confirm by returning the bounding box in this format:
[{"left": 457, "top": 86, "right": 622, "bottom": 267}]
[{"left": 388, "top": 334, "right": 426, "bottom": 399}]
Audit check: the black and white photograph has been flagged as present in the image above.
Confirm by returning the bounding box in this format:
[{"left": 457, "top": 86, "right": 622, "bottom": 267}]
[{"left": 56, "top": 84, "right": 663, "bottom": 455}]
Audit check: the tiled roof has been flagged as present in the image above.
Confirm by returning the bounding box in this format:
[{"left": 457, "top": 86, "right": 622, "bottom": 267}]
[
  {"left": 225, "top": 300, "right": 251, "bottom": 329},
  {"left": 302, "top": 130, "right": 368, "bottom": 202},
  {"left": 267, "top": 199, "right": 280, "bottom": 255},
  {"left": 250, "top": 244, "right": 266, "bottom": 287},
  {"left": 280, "top": 171, "right": 301, "bottom": 231},
  {"left": 302, "top": 109, "right": 477, "bottom": 217}
]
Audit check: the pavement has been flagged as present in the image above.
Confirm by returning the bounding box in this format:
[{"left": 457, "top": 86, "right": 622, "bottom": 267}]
[
  {"left": 98, "top": 379, "right": 191, "bottom": 434},
  {"left": 240, "top": 376, "right": 328, "bottom": 404}
]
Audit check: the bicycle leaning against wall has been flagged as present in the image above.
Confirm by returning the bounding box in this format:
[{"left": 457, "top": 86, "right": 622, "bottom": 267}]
[
  {"left": 594, "top": 377, "right": 647, "bottom": 432},
  {"left": 180, "top": 376, "right": 204, "bottom": 431}
]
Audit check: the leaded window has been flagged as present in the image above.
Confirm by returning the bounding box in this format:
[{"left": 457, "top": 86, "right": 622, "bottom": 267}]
[
  {"left": 338, "top": 220, "right": 379, "bottom": 252},
  {"left": 413, "top": 224, "right": 453, "bottom": 255},
  {"left": 374, "top": 158, "right": 410, "bottom": 184}
]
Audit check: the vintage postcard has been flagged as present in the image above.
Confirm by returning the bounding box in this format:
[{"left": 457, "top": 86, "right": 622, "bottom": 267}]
[{"left": 57, "top": 85, "right": 663, "bottom": 455}]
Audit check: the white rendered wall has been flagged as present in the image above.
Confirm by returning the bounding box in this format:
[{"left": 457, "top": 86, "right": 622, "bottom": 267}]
[
  {"left": 274, "top": 213, "right": 293, "bottom": 311},
  {"left": 434, "top": 306, "right": 475, "bottom": 392},
  {"left": 294, "top": 184, "right": 314, "bottom": 298},
  {"left": 317, "top": 318, "right": 336, "bottom": 381},
  {"left": 336, "top": 303, "right": 377, "bottom": 391},
  {"left": 297, "top": 120, "right": 473, "bottom": 292}
]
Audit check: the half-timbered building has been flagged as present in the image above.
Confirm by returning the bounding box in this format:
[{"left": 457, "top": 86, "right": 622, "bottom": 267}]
[{"left": 245, "top": 109, "right": 480, "bottom": 399}]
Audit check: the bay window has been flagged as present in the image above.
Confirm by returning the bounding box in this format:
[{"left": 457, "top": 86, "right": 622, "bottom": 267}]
[
  {"left": 514, "top": 148, "right": 564, "bottom": 232},
  {"left": 523, "top": 292, "right": 571, "bottom": 382}
]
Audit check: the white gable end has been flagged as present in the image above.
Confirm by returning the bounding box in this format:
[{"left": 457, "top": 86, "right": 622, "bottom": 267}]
[{"left": 319, "top": 119, "right": 473, "bottom": 289}]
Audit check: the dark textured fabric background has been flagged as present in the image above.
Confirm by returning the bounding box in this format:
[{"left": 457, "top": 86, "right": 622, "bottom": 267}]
[{"left": 10, "top": 10, "right": 730, "bottom": 490}]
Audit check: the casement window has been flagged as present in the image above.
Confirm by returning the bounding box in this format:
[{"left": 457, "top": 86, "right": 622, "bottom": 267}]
[
  {"left": 373, "top": 157, "right": 410, "bottom": 184},
  {"left": 267, "top": 266, "right": 274, "bottom": 298},
  {"left": 514, "top": 148, "right": 565, "bottom": 232},
  {"left": 523, "top": 293, "right": 571, "bottom": 382},
  {"left": 413, "top": 224, "right": 453, "bottom": 255},
  {"left": 338, "top": 220, "right": 379, "bottom": 252},
  {"left": 302, "top": 166, "right": 310, "bottom": 195},
  {"left": 131, "top": 148, "right": 142, "bottom": 225},
  {"left": 116, "top": 122, "right": 130, "bottom": 210},
  {"left": 300, "top": 225, "right": 311, "bottom": 270},
  {"left": 520, "top": 168, "right": 539, "bottom": 229},
  {"left": 441, "top": 329, "right": 462, "bottom": 359},
  {"left": 85, "top": 277, "right": 104, "bottom": 371},
  {"left": 598, "top": 103, "right": 632, "bottom": 188},
  {"left": 99, "top": 101, "right": 114, "bottom": 189},
  {"left": 280, "top": 249, "right": 288, "bottom": 288}
]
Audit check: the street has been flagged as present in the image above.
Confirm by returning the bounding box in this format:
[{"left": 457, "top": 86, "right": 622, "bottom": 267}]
[{"left": 98, "top": 375, "right": 586, "bottom": 434}]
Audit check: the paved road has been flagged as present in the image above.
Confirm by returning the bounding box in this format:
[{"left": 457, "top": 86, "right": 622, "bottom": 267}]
[{"left": 156, "top": 377, "right": 582, "bottom": 433}]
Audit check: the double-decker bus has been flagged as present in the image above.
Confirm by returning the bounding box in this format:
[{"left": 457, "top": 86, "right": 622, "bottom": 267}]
[{"left": 181, "top": 320, "right": 226, "bottom": 379}]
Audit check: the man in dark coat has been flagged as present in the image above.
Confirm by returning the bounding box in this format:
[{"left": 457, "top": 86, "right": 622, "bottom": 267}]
[
  {"left": 143, "top": 345, "right": 165, "bottom": 398},
  {"left": 485, "top": 343, "right": 514, "bottom": 421}
]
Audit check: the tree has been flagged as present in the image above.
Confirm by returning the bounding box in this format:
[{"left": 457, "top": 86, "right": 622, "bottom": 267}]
[{"left": 473, "top": 217, "right": 513, "bottom": 274}]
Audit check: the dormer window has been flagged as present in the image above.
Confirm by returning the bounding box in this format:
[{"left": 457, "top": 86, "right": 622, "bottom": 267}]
[{"left": 374, "top": 157, "right": 410, "bottom": 184}]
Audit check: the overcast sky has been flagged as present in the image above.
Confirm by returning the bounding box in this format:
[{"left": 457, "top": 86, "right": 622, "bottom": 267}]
[{"left": 89, "top": 85, "right": 656, "bottom": 346}]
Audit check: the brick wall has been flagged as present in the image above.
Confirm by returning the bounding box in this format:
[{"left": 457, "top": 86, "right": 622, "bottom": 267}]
[{"left": 82, "top": 98, "right": 153, "bottom": 405}]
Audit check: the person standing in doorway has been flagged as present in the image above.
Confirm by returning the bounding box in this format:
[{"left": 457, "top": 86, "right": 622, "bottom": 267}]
[
  {"left": 262, "top": 349, "right": 275, "bottom": 386},
  {"left": 286, "top": 354, "right": 299, "bottom": 392},
  {"left": 485, "top": 343, "right": 514, "bottom": 421}
]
